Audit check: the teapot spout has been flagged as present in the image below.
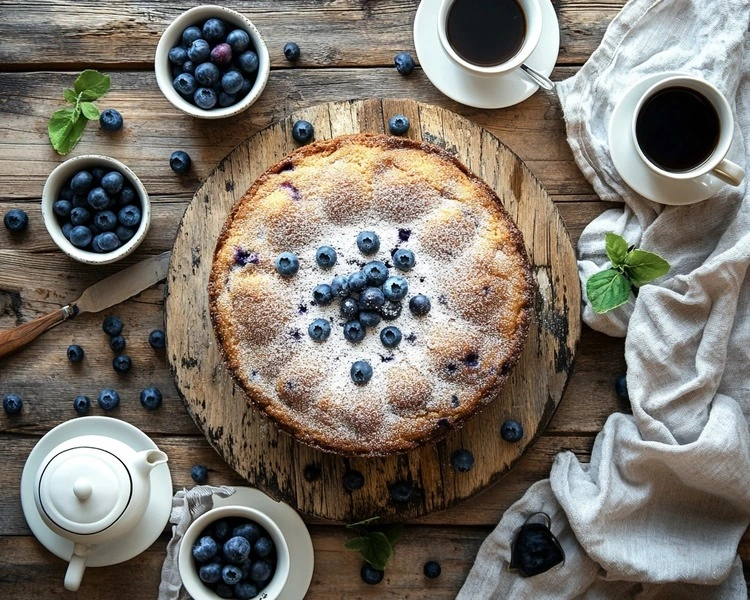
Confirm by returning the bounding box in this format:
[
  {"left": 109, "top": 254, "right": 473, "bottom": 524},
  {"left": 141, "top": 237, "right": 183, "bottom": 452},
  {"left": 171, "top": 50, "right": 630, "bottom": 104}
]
[{"left": 134, "top": 449, "right": 169, "bottom": 476}]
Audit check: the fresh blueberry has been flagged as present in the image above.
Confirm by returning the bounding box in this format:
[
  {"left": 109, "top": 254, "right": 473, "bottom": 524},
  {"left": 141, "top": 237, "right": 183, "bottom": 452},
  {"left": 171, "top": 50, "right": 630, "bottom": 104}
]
[
  {"left": 87, "top": 187, "right": 110, "bottom": 210},
  {"left": 119, "top": 185, "right": 136, "bottom": 204},
  {"left": 215, "top": 583, "right": 233, "bottom": 599},
  {"left": 109, "top": 335, "right": 126, "bottom": 352},
  {"left": 118, "top": 204, "right": 141, "bottom": 227},
  {"left": 226, "top": 29, "right": 251, "bottom": 53},
  {"left": 331, "top": 275, "right": 349, "bottom": 297},
  {"left": 239, "top": 77, "right": 253, "bottom": 97},
  {"left": 358, "top": 310, "right": 381, "bottom": 328},
  {"left": 113, "top": 354, "right": 132, "bottom": 373},
  {"left": 69, "top": 225, "right": 93, "bottom": 249},
  {"left": 423, "top": 560, "right": 442, "bottom": 579},
  {"left": 91, "top": 235, "right": 105, "bottom": 253},
  {"left": 187, "top": 38, "right": 211, "bottom": 63},
  {"left": 450, "top": 449, "right": 474, "bottom": 472},
  {"left": 283, "top": 41, "right": 301, "bottom": 61},
  {"left": 315, "top": 245, "right": 337, "bottom": 269},
  {"left": 220, "top": 564, "right": 242, "bottom": 586},
  {"left": 234, "top": 582, "right": 259, "bottom": 600},
  {"left": 101, "top": 171, "right": 124, "bottom": 195},
  {"left": 95, "top": 232, "right": 121, "bottom": 252},
  {"left": 380, "top": 326, "right": 402, "bottom": 348},
  {"left": 222, "top": 535, "right": 252, "bottom": 563},
  {"left": 103, "top": 316, "right": 123, "bottom": 337},
  {"left": 249, "top": 560, "right": 273, "bottom": 582},
  {"left": 275, "top": 251, "right": 299, "bottom": 277},
  {"left": 359, "top": 287, "right": 386, "bottom": 310},
  {"left": 343, "top": 470, "right": 365, "bottom": 491},
  {"left": 168, "top": 46, "right": 188, "bottom": 65},
  {"left": 356, "top": 231, "right": 380, "bottom": 255},
  {"left": 615, "top": 374, "right": 628, "bottom": 400},
  {"left": 99, "top": 109, "right": 123, "bottom": 132},
  {"left": 254, "top": 537, "right": 273, "bottom": 558},
  {"left": 292, "top": 119, "right": 314, "bottom": 144},
  {"left": 71, "top": 194, "right": 88, "bottom": 208},
  {"left": 182, "top": 26, "right": 203, "bottom": 46},
  {"left": 313, "top": 283, "right": 334, "bottom": 306},
  {"left": 69, "top": 206, "right": 91, "bottom": 226},
  {"left": 2, "top": 394, "right": 22, "bottom": 415},
  {"left": 90, "top": 167, "right": 106, "bottom": 182},
  {"left": 389, "top": 480, "right": 413, "bottom": 502},
  {"left": 62, "top": 222, "right": 73, "bottom": 239},
  {"left": 238, "top": 50, "right": 259, "bottom": 74},
  {"left": 66, "top": 344, "right": 84, "bottom": 363},
  {"left": 94, "top": 210, "right": 118, "bottom": 231},
  {"left": 203, "top": 18, "right": 225, "bottom": 42},
  {"left": 140, "top": 386, "right": 162, "bottom": 411},
  {"left": 60, "top": 185, "right": 74, "bottom": 200},
  {"left": 3, "top": 209, "right": 28, "bottom": 233},
  {"left": 350, "top": 360, "right": 373, "bottom": 385},
  {"left": 210, "top": 519, "right": 230, "bottom": 542},
  {"left": 194, "top": 87, "right": 218, "bottom": 109},
  {"left": 218, "top": 91, "right": 237, "bottom": 107},
  {"left": 199, "top": 562, "right": 222, "bottom": 584},
  {"left": 73, "top": 395, "right": 91, "bottom": 415},
  {"left": 210, "top": 43, "right": 233, "bottom": 67},
  {"left": 169, "top": 150, "right": 191, "bottom": 174},
  {"left": 97, "top": 388, "right": 120, "bottom": 411},
  {"left": 500, "top": 419, "right": 524, "bottom": 443},
  {"left": 394, "top": 52, "right": 415, "bottom": 75},
  {"left": 193, "top": 535, "right": 219, "bottom": 562},
  {"left": 409, "top": 294, "right": 431, "bottom": 316},
  {"left": 382, "top": 276, "right": 409, "bottom": 301},
  {"left": 363, "top": 261, "right": 389, "bottom": 286},
  {"left": 149, "top": 329, "right": 166, "bottom": 350},
  {"left": 182, "top": 60, "right": 195, "bottom": 74},
  {"left": 195, "top": 62, "right": 220, "bottom": 86},
  {"left": 191, "top": 464, "right": 209, "bottom": 484},
  {"left": 173, "top": 72, "right": 197, "bottom": 96},
  {"left": 347, "top": 271, "right": 368, "bottom": 292},
  {"left": 53, "top": 199, "right": 72, "bottom": 217},
  {"left": 221, "top": 69, "right": 243, "bottom": 94},
  {"left": 393, "top": 248, "right": 415, "bottom": 271},
  {"left": 70, "top": 171, "right": 94, "bottom": 194},
  {"left": 389, "top": 114, "right": 410, "bottom": 135},
  {"left": 361, "top": 563, "right": 384, "bottom": 585},
  {"left": 308, "top": 318, "right": 331, "bottom": 342},
  {"left": 340, "top": 297, "right": 360, "bottom": 319},
  {"left": 343, "top": 320, "right": 365, "bottom": 343},
  {"left": 115, "top": 225, "right": 135, "bottom": 242},
  {"left": 233, "top": 522, "right": 261, "bottom": 544}
]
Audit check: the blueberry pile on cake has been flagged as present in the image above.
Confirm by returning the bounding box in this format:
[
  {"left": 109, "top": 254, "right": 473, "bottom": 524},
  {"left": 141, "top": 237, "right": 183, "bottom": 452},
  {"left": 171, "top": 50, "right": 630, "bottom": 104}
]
[{"left": 209, "top": 134, "right": 534, "bottom": 456}]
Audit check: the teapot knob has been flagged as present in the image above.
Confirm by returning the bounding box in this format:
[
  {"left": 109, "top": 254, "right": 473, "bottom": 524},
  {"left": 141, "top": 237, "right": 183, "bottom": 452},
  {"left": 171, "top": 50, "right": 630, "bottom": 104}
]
[{"left": 73, "top": 478, "right": 93, "bottom": 501}]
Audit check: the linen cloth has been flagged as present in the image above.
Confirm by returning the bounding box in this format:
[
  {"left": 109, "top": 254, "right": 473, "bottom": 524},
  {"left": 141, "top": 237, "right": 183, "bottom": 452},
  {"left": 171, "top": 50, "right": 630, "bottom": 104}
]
[
  {"left": 458, "top": 0, "right": 750, "bottom": 597},
  {"left": 158, "top": 485, "right": 235, "bottom": 600}
]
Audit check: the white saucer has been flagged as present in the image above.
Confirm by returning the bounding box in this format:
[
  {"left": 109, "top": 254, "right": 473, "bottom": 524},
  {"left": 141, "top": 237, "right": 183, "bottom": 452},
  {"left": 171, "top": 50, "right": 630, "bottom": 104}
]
[
  {"left": 20, "top": 417, "right": 173, "bottom": 568},
  {"left": 413, "top": 0, "right": 560, "bottom": 109},
  {"left": 609, "top": 71, "right": 726, "bottom": 205},
  {"left": 213, "top": 487, "right": 314, "bottom": 600}
]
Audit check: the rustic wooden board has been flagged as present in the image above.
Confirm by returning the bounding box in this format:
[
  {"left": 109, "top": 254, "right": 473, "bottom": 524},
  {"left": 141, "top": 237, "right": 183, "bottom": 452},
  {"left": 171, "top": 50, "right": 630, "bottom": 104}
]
[{"left": 165, "top": 98, "right": 581, "bottom": 522}]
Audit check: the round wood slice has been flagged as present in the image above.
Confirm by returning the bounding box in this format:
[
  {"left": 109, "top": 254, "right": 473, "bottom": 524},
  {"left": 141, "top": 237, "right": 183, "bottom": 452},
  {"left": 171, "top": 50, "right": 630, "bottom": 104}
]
[{"left": 165, "top": 99, "right": 580, "bottom": 522}]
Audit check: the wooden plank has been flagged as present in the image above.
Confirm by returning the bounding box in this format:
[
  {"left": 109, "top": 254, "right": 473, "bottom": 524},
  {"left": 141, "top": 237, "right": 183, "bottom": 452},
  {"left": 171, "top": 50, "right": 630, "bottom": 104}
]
[{"left": 0, "top": 1, "right": 625, "bottom": 69}]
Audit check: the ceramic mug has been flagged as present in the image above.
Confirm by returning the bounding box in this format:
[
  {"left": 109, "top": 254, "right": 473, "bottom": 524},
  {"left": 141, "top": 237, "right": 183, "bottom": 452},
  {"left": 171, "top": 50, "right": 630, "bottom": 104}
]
[{"left": 631, "top": 75, "right": 745, "bottom": 187}]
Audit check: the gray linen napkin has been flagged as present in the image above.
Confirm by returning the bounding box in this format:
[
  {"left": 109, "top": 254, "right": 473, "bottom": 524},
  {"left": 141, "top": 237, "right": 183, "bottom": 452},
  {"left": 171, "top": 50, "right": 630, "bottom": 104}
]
[
  {"left": 158, "top": 485, "right": 235, "bottom": 600},
  {"left": 458, "top": 0, "right": 750, "bottom": 597}
]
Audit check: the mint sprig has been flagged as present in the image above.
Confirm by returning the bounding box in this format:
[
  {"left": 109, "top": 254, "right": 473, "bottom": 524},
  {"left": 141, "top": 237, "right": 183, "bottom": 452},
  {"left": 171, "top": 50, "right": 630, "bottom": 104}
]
[
  {"left": 48, "top": 70, "right": 111, "bottom": 155},
  {"left": 586, "top": 232, "right": 670, "bottom": 314},
  {"left": 344, "top": 516, "right": 403, "bottom": 571}
]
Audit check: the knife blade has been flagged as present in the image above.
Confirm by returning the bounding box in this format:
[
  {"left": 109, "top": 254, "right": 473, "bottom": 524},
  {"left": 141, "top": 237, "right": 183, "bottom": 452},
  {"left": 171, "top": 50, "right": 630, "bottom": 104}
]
[{"left": 0, "top": 251, "right": 172, "bottom": 360}]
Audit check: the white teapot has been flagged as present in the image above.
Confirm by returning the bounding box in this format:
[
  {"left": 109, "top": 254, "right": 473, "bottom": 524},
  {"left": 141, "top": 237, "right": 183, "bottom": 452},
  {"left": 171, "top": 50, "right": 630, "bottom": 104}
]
[{"left": 32, "top": 433, "right": 168, "bottom": 591}]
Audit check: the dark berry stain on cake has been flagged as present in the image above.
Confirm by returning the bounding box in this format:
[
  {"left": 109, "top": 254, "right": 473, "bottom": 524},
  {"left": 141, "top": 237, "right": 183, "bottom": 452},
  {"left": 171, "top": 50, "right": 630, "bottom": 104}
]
[
  {"left": 281, "top": 181, "right": 302, "bottom": 201},
  {"left": 303, "top": 463, "right": 322, "bottom": 481},
  {"left": 406, "top": 332, "right": 418, "bottom": 344},
  {"left": 438, "top": 294, "right": 448, "bottom": 305},
  {"left": 451, "top": 395, "right": 460, "bottom": 408},
  {"left": 462, "top": 353, "right": 479, "bottom": 368},
  {"left": 298, "top": 303, "right": 308, "bottom": 314},
  {"left": 279, "top": 161, "right": 295, "bottom": 172},
  {"left": 233, "top": 247, "right": 259, "bottom": 266},
  {"left": 380, "top": 353, "right": 395, "bottom": 362},
  {"left": 225, "top": 179, "right": 234, "bottom": 192},
  {"left": 445, "top": 362, "right": 458, "bottom": 375},
  {"left": 288, "top": 328, "right": 303, "bottom": 341},
  {"left": 398, "top": 228, "right": 411, "bottom": 242}
]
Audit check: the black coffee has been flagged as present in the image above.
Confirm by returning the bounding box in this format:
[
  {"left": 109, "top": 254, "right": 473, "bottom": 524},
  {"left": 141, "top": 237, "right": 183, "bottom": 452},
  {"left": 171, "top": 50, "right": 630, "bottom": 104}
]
[
  {"left": 635, "top": 87, "right": 720, "bottom": 172},
  {"left": 446, "top": 0, "right": 526, "bottom": 67}
]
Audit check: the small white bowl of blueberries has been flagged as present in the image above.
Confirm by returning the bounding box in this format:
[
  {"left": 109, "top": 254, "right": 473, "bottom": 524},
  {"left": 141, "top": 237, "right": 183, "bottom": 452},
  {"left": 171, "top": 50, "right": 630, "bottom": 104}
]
[
  {"left": 178, "top": 505, "right": 290, "bottom": 600},
  {"left": 155, "top": 5, "right": 270, "bottom": 118},
  {"left": 41, "top": 155, "right": 150, "bottom": 265}
]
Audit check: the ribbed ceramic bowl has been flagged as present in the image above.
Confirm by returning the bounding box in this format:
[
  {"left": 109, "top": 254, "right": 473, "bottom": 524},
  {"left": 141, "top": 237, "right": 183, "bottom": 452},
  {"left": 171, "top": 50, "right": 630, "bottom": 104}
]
[
  {"left": 154, "top": 5, "right": 270, "bottom": 119},
  {"left": 41, "top": 155, "right": 150, "bottom": 265}
]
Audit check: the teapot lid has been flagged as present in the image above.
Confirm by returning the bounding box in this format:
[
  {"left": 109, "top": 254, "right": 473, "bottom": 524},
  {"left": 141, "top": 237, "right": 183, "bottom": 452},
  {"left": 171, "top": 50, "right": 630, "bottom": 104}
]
[{"left": 37, "top": 446, "right": 132, "bottom": 535}]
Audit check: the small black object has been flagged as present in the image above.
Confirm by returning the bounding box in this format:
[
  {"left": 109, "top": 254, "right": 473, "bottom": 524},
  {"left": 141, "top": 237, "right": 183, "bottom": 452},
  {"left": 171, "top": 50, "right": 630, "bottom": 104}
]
[
  {"left": 509, "top": 513, "right": 565, "bottom": 577},
  {"left": 450, "top": 449, "right": 475, "bottom": 472},
  {"left": 149, "top": 329, "right": 166, "bottom": 350},
  {"left": 109, "top": 335, "right": 126, "bottom": 353},
  {"left": 394, "top": 52, "right": 415, "bottom": 75},
  {"left": 303, "top": 463, "right": 321, "bottom": 481},
  {"left": 112, "top": 354, "right": 132, "bottom": 373},
  {"left": 102, "top": 315, "right": 124, "bottom": 337},
  {"left": 423, "top": 560, "right": 441, "bottom": 579},
  {"left": 500, "top": 419, "right": 524, "bottom": 443},
  {"left": 66, "top": 344, "right": 85, "bottom": 363},
  {"left": 191, "top": 464, "right": 209, "bottom": 484},
  {"left": 3, "top": 393, "right": 23, "bottom": 415},
  {"left": 292, "top": 119, "right": 314, "bottom": 144},
  {"left": 360, "top": 563, "right": 384, "bottom": 585},
  {"left": 283, "top": 41, "right": 301, "bottom": 61},
  {"left": 342, "top": 470, "right": 365, "bottom": 491},
  {"left": 170, "top": 150, "right": 192, "bottom": 174},
  {"left": 389, "top": 480, "right": 413, "bottom": 502},
  {"left": 615, "top": 374, "right": 629, "bottom": 401},
  {"left": 4, "top": 208, "right": 28, "bottom": 232}
]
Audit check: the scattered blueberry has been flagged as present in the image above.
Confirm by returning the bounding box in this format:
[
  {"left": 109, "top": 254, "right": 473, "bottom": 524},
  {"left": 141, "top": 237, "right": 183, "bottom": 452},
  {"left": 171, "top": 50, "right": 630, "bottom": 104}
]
[
  {"left": 173, "top": 72, "right": 197, "bottom": 96},
  {"left": 389, "top": 480, "right": 413, "bottom": 502},
  {"left": 168, "top": 46, "right": 189, "bottom": 65},
  {"left": 73, "top": 395, "right": 91, "bottom": 415},
  {"left": 221, "top": 564, "right": 242, "bottom": 585},
  {"left": 450, "top": 449, "right": 475, "bottom": 472},
  {"left": 315, "top": 245, "right": 337, "bottom": 269},
  {"left": 347, "top": 271, "right": 368, "bottom": 292},
  {"left": 87, "top": 187, "right": 110, "bottom": 211},
  {"left": 169, "top": 150, "right": 192, "bottom": 174},
  {"left": 3, "top": 394, "right": 23, "bottom": 415},
  {"left": 331, "top": 275, "right": 350, "bottom": 297},
  {"left": 409, "top": 294, "right": 431, "bottom": 316},
  {"left": 359, "top": 287, "right": 386, "bottom": 310},
  {"left": 343, "top": 320, "right": 366, "bottom": 343},
  {"left": 194, "top": 87, "right": 218, "bottom": 109},
  {"left": 149, "top": 329, "right": 166, "bottom": 350},
  {"left": 113, "top": 354, "right": 132, "bottom": 373},
  {"left": 379, "top": 299, "right": 402, "bottom": 321},
  {"left": 193, "top": 535, "right": 219, "bottom": 562},
  {"left": 210, "top": 43, "right": 233, "bottom": 68},
  {"left": 615, "top": 374, "right": 628, "bottom": 401},
  {"left": 308, "top": 318, "right": 331, "bottom": 342},
  {"left": 313, "top": 283, "right": 334, "bottom": 306},
  {"left": 340, "top": 297, "right": 360, "bottom": 319},
  {"left": 140, "top": 386, "right": 163, "bottom": 411},
  {"left": 199, "top": 562, "right": 222, "bottom": 584},
  {"left": 187, "top": 39, "right": 211, "bottom": 63},
  {"left": 389, "top": 114, "right": 410, "bottom": 135},
  {"left": 423, "top": 560, "right": 442, "bottom": 579},
  {"left": 53, "top": 199, "right": 72, "bottom": 218},
  {"left": 292, "top": 119, "right": 314, "bottom": 144},
  {"left": 350, "top": 360, "right": 373, "bottom": 384},
  {"left": 253, "top": 537, "right": 273, "bottom": 558},
  {"left": 500, "top": 419, "right": 524, "bottom": 443},
  {"left": 69, "top": 225, "right": 93, "bottom": 249},
  {"left": 226, "top": 29, "right": 251, "bottom": 53},
  {"left": 70, "top": 206, "right": 91, "bottom": 226},
  {"left": 238, "top": 50, "right": 259, "bottom": 74},
  {"left": 393, "top": 248, "right": 415, "bottom": 271},
  {"left": 394, "top": 52, "right": 416, "bottom": 75},
  {"left": 358, "top": 310, "right": 381, "bottom": 328},
  {"left": 182, "top": 26, "right": 203, "bottom": 46},
  {"left": 356, "top": 231, "right": 380, "bottom": 255},
  {"left": 283, "top": 41, "right": 301, "bottom": 62},
  {"left": 363, "top": 261, "right": 389, "bottom": 286},
  {"left": 97, "top": 388, "right": 120, "bottom": 411},
  {"left": 380, "top": 326, "right": 402, "bottom": 348},
  {"left": 191, "top": 464, "right": 209, "bottom": 484},
  {"left": 4, "top": 209, "right": 28, "bottom": 232},
  {"left": 99, "top": 108, "right": 124, "bottom": 132},
  {"left": 66, "top": 344, "right": 84, "bottom": 363},
  {"left": 203, "top": 18, "right": 226, "bottom": 42},
  {"left": 275, "top": 251, "right": 299, "bottom": 277},
  {"left": 382, "top": 276, "right": 409, "bottom": 301},
  {"left": 249, "top": 560, "right": 273, "bottom": 583},
  {"left": 71, "top": 171, "right": 94, "bottom": 194},
  {"left": 361, "top": 563, "right": 384, "bottom": 585},
  {"left": 343, "top": 470, "right": 365, "bottom": 491}
]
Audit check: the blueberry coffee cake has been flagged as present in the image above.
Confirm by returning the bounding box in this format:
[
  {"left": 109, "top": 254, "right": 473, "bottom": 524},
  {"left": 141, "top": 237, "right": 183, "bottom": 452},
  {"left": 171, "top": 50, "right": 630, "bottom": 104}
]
[{"left": 209, "top": 134, "right": 534, "bottom": 456}]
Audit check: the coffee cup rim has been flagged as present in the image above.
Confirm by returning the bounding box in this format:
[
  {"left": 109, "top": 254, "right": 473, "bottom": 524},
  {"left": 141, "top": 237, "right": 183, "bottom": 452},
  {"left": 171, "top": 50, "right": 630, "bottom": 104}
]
[
  {"left": 437, "top": 0, "right": 543, "bottom": 76},
  {"left": 630, "top": 75, "right": 734, "bottom": 180}
]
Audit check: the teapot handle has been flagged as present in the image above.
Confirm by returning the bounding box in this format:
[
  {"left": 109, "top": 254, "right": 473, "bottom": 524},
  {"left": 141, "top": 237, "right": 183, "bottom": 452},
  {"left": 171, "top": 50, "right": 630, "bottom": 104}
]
[{"left": 64, "top": 542, "right": 90, "bottom": 591}]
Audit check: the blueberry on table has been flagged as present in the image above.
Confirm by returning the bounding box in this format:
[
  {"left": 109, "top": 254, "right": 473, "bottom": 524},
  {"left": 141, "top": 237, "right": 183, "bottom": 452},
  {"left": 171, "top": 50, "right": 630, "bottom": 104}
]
[
  {"left": 99, "top": 108, "right": 123, "bottom": 132},
  {"left": 233, "top": 522, "right": 261, "bottom": 544},
  {"left": 234, "top": 582, "right": 259, "bottom": 600},
  {"left": 97, "top": 388, "right": 120, "bottom": 411},
  {"left": 169, "top": 150, "right": 192, "bottom": 175},
  {"left": 383, "top": 276, "right": 409, "bottom": 301},
  {"left": 389, "top": 114, "right": 410, "bottom": 135},
  {"left": 249, "top": 559, "right": 273, "bottom": 582},
  {"left": 224, "top": 535, "right": 251, "bottom": 563},
  {"left": 112, "top": 354, "right": 132, "bottom": 373},
  {"left": 615, "top": 374, "right": 629, "bottom": 400},
  {"left": 87, "top": 187, "right": 110, "bottom": 211},
  {"left": 149, "top": 329, "right": 166, "bottom": 350},
  {"left": 191, "top": 463, "right": 209, "bottom": 484},
  {"left": 342, "top": 470, "right": 365, "bottom": 491},
  {"left": 423, "top": 560, "right": 442, "bottom": 579},
  {"left": 283, "top": 41, "right": 301, "bottom": 62},
  {"left": 194, "top": 87, "right": 218, "bottom": 109},
  {"left": 238, "top": 50, "right": 259, "bottom": 74},
  {"left": 380, "top": 326, "right": 402, "bottom": 348},
  {"left": 73, "top": 395, "right": 91, "bottom": 415},
  {"left": 389, "top": 480, "right": 413, "bottom": 502},
  {"left": 3, "top": 393, "right": 23, "bottom": 415},
  {"left": 221, "top": 69, "right": 243, "bottom": 94},
  {"left": 182, "top": 25, "right": 202, "bottom": 46},
  {"left": 109, "top": 335, "right": 126, "bottom": 353},
  {"left": 66, "top": 344, "right": 84, "bottom": 363},
  {"left": 140, "top": 386, "right": 162, "bottom": 411},
  {"left": 292, "top": 119, "right": 314, "bottom": 144},
  {"left": 340, "top": 297, "right": 360, "bottom": 319},
  {"left": 69, "top": 225, "right": 92, "bottom": 249},
  {"left": 254, "top": 536, "right": 273, "bottom": 558},
  {"left": 221, "top": 563, "right": 243, "bottom": 585},
  {"left": 350, "top": 360, "right": 373, "bottom": 384},
  {"left": 315, "top": 245, "right": 337, "bottom": 269},
  {"left": 4, "top": 209, "right": 28, "bottom": 232},
  {"left": 193, "top": 535, "right": 219, "bottom": 562},
  {"left": 102, "top": 317, "right": 123, "bottom": 341},
  {"left": 360, "top": 563, "right": 384, "bottom": 585},
  {"left": 101, "top": 171, "right": 124, "bottom": 195},
  {"left": 360, "top": 286, "right": 386, "bottom": 310},
  {"left": 168, "top": 46, "right": 188, "bottom": 65},
  {"left": 70, "top": 170, "right": 94, "bottom": 194},
  {"left": 347, "top": 271, "right": 368, "bottom": 293},
  {"left": 187, "top": 38, "right": 211, "bottom": 63},
  {"left": 394, "top": 51, "right": 416, "bottom": 75},
  {"left": 500, "top": 419, "right": 524, "bottom": 443},
  {"left": 70, "top": 207, "right": 91, "bottom": 226},
  {"left": 275, "top": 251, "right": 299, "bottom": 276},
  {"left": 199, "top": 561, "right": 222, "bottom": 583},
  {"left": 53, "top": 199, "right": 72, "bottom": 217},
  {"left": 226, "top": 29, "right": 250, "bottom": 53},
  {"left": 118, "top": 204, "right": 141, "bottom": 227},
  {"left": 363, "top": 261, "right": 389, "bottom": 286},
  {"left": 450, "top": 449, "right": 475, "bottom": 472},
  {"left": 343, "top": 321, "right": 366, "bottom": 343},
  {"left": 312, "top": 283, "right": 334, "bottom": 306},
  {"left": 308, "top": 318, "right": 331, "bottom": 342},
  {"left": 95, "top": 232, "right": 121, "bottom": 252},
  {"left": 356, "top": 231, "right": 380, "bottom": 255},
  {"left": 202, "top": 18, "right": 226, "bottom": 42},
  {"left": 409, "top": 294, "right": 431, "bottom": 316}
]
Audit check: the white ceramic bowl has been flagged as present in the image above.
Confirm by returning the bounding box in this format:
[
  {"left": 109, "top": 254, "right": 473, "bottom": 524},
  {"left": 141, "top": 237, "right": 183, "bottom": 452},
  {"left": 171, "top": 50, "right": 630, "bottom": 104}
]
[
  {"left": 41, "top": 155, "right": 151, "bottom": 265},
  {"left": 178, "top": 505, "right": 290, "bottom": 600},
  {"left": 155, "top": 5, "right": 270, "bottom": 119}
]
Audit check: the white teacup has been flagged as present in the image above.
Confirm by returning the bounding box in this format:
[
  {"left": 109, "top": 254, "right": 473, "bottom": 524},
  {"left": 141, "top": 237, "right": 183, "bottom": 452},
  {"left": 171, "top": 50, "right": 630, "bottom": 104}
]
[{"left": 631, "top": 75, "right": 745, "bottom": 187}]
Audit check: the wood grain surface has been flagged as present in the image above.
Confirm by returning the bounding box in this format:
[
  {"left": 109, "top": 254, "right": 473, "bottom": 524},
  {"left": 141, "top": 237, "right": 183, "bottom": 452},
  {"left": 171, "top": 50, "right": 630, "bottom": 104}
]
[{"left": 0, "top": 0, "right": 748, "bottom": 597}]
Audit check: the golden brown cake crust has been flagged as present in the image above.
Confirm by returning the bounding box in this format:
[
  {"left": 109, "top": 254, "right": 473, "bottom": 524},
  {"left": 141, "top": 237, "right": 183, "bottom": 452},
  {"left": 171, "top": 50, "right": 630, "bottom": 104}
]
[{"left": 209, "top": 134, "right": 534, "bottom": 456}]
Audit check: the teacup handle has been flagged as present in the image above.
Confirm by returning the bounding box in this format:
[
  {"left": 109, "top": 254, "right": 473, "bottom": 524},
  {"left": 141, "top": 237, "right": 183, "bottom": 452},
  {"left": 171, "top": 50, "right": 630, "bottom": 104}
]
[
  {"left": 712, "top": 158, "right": 745, "bottom": 187},
  {"left": 64, "top": 542, "right": 90, "bottom": 591}
]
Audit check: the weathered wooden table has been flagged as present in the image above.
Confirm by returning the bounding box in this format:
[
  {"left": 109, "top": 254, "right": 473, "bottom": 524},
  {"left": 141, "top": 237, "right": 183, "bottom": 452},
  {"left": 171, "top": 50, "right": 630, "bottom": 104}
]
[{"left": 0, "top": 1, "right": 747, "bottom": 598}]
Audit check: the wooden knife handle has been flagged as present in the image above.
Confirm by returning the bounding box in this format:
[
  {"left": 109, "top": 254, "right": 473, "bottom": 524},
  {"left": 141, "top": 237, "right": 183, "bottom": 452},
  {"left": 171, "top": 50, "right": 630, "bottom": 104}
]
[{"left": 0, "top": 306, "right": 72, "bottom": 359}]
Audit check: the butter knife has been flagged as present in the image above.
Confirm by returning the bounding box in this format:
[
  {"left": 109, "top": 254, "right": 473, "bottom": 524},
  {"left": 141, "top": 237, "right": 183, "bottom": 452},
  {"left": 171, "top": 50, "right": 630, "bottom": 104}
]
[{"left": 0, "top": 251, "right": 171, "bottom": 359}]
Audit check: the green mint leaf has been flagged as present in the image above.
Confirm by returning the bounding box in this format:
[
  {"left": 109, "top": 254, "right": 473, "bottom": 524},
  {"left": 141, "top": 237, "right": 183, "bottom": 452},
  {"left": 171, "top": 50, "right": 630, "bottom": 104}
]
[
  {"left": 74, "top": 70, "right": 111, "bottom": 99},
  {"left": 384, "top": 524, "right": 403, "bottom": 546},
  {"left": 344, "top": 537, "right": 368, "bottom": 552},
  {"left": 360, "top": 531, "right": 393, "bottom": 571},
  {"left": 346, "top": 516, "right": 380, "bottom": 530},
  {"left": 63, "top": 88, "right": 78, "bottom": 104},
  {"left": 623, "top": 250, "right": 670, "bottom": 286},
  {"left": 605, "top": 232, "right": 629, "bottom": 267},
  {"left": 50, "top": 113, "right": 88, "bottom": 156},
  {"left": 48, "top": 108, "right": 77, "bottom": 153},
  {"left": 586, "top": 268, "right": 631, "bottom": 314},
  {"left": 80, "top": 101, "right": 100, "bottom": 120}
]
